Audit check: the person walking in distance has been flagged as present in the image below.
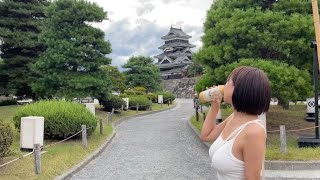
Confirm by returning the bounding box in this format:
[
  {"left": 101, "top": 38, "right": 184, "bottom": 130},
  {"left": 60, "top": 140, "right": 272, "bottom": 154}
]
[{"left": 200, "top": 66, "right": 271, "bottom": 180}]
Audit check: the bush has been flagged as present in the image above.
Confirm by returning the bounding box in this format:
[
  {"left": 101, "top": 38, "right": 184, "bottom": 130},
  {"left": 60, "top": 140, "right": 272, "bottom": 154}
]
[
  {"left": 129, "top": 96, "right": 152, "bottom": 110},
  {"left": 100, "top": 95, "right": 126, "bottom": 112},
  {"left": 132, "top": 86, "right": 146, "bottom": 93},
  {"left": 124, "top": 89, "right": 144, "bottom": 95},
  {"left": 156, "top": 92, "right": 175, "bottom": 104},
  {"left": 145, "top": 93, "right": 157, "bottom": 103},
  {"left": 0, "top": 121, "right": 14, "bottom": 158},
  {"left": 0, "top": 99, "right": 17, "bottom": 106},
  {"left": 13, "top": 100, "right": 96, "bottom": 139}
]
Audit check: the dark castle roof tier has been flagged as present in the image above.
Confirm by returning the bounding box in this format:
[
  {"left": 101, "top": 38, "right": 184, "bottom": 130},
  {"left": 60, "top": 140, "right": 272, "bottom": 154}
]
[
  {"left": 161, "top": 27, "right": 191, "bottom": 40},
  {"left": 158, "top": 43, "right": 195, "bottom": 50}
]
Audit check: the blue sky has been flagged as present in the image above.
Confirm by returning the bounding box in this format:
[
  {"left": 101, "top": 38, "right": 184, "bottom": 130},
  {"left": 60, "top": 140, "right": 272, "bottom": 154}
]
[{"left": 89, "top": 0, "right": 213, "bottom": 70}]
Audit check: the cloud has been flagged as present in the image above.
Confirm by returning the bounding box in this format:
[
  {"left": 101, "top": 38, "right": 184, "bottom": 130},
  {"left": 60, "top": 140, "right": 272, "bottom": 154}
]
[
  {"left": 105, "top": 18, "right": 168, "bottom": 71},
  {"left": 162, "top": 0, "right": 191, "bottom": 4},
  {"left": 136, "top": 3, "right": 155, "bottom": 16}
]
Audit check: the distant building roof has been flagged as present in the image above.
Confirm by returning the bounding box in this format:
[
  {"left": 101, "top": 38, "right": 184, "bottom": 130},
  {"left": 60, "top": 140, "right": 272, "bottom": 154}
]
[{"left": 161, "top": 27, "right": 192, "bottom": 40}]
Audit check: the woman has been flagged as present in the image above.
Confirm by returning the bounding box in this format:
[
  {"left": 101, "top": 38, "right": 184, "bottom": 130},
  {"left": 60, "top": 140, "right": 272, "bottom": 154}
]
[{"left": 200, "top": 66, "right": 271, "bottom": 180}]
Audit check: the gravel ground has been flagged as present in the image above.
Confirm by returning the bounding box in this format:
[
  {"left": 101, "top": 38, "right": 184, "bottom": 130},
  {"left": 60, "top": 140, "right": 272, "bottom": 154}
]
[{"left": 70, "top": 99, "right": 216, "bottom": 180}]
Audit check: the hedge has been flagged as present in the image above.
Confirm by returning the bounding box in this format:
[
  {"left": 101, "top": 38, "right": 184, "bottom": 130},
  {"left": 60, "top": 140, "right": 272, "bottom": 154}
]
[
  {"left": 100, "top": 95, "right": 126, "bottom": 112},
  {"left": 0, "top": 99, "right": 17, "bottom": 106},
  {"left": 0, "top": 121, "right": 14, "bottom": 158},
  {"left": 13, "top": 100, "right": 96, "bottom": 139},
  {"left": 128, "top": 96, "right": 152, "bottom": 110}
]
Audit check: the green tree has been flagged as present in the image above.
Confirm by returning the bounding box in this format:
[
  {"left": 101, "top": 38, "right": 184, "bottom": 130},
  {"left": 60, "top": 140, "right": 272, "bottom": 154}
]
[
  {"left": 32, "top": 0, "right": 112, "bottom": 99},
  {"left": 195, "top": 59, "right": 313, "bottom": 109},
  {"left": 0, "top": 0, "right": 49, "bottom": 97},
  {"left": 122, "top": 56, "right": 161, "bottom": 92},
  {"left": 101, "top": 65, "right": 126, "bottom": 93},
  {"left": 186, "top": 61, "right": 203, "bottom": 78},
  {"left": 195, "top": 0, "right": 314, "bottom": 71}
]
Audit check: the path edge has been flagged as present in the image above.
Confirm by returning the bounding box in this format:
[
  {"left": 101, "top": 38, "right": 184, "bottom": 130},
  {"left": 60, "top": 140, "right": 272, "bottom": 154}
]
[
  {"left": 187, "top": 119, "right": 320, "bottom": 170},
  {"left": 55, "top": 103, "right": 177, "bottom": 180}
]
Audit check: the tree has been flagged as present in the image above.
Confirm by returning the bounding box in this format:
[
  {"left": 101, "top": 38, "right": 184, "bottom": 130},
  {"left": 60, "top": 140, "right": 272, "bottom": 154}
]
[
  {"left": 195, "top": 59, "right": 313, "bottom": 109},
  {"left": 32, "top": 0, "right": 112, "bottom": 99},
  {"left": 122, "top": 56, "right": 161, "bottom": 92},
  {"left": 186, "top": 61, "right": 203, "bottom": 78},
  {"left": 0, "top": 0, "right": 49, "bottom": 97},
  {"left": 101, "top": 65, "right": 126, "bottom": 93},
  {"left": 195, "top": 0, "right": 315, "bottom": 71}
]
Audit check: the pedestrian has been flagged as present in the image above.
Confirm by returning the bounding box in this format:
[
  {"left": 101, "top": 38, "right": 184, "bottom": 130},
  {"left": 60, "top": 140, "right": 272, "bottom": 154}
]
[{"left": 200, "top": 66, "right": 271, "bottom": 180}]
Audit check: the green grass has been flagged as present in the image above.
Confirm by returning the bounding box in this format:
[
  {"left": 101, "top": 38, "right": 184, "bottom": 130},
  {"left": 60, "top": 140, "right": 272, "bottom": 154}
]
[
  {"left": 0, "top": 102, "right": 175, "bottom": 179},
  {"left": 191, "top": 105, "right": 320, "bottom": 161}
]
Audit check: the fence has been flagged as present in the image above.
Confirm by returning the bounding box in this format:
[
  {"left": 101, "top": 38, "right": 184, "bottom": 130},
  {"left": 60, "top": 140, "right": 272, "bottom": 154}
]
[
  {"left": 0, "top": 101, "right": 173, "bottom": 175},
  {"left": 194, "top": 107, "right": 320, "bottom": 154}
]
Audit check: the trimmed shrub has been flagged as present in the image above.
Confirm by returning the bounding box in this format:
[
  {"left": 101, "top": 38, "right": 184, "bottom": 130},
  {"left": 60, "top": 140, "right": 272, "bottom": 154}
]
[
  {"left": 0, "top": 99, "right": 17, "bottom": 106},
  {"left": 132, "top": 86, "right": 146, "bottom": 93},
  {"left": 119, "top": 94, "right": 129, "bottom": 98},
  {"left": 13, "top": 100, "right": 96, "bottom": 139},
  {"left": 129, "top": 96, "right": 152, "bottom": 110},
  {"left": 145, "top": 93, "right": 157, "bottom": 103},
  {"left": 124, "top": 89, "right": 144, "bottom": 95},
  {"left": 0, "top": 121, "right": 14, "bottom": 157},
  {"left": 156, "top": 92, "right": 175, "bottom": 104},
  {"left": 100, "top": 95, "right": 126, "bottom": 112}
]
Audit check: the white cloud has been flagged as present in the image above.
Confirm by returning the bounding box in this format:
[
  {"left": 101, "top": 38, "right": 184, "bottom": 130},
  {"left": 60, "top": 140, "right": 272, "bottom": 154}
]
[{"left": 89, "top": 0, "right": 213, "bottom": 70}]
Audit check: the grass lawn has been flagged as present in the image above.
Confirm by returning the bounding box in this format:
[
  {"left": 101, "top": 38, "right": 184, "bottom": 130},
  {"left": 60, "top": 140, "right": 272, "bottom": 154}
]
[
  {"left": 0, "top": 102, "right": 175, "bottom": 180},
  {"left": 191, "top": 104, "right": 320, "bottom": 161}
]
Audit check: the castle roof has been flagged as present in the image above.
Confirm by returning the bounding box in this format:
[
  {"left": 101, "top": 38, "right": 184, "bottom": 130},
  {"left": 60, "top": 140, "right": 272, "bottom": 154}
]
[{"left": 161, "top": 27, "right": 191, "bottom": 40}]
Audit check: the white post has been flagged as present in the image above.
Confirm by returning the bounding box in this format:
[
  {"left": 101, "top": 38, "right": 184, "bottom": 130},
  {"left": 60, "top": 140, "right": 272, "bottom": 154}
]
[
  {"left": 280, "top": 125, "right": 287, "bottom": 154},
  {"left": 82, "top": 125, "right": 87, "bottom": 148},
  {"left": 34, "top": 143, "right": 41, "bottom": 175}
]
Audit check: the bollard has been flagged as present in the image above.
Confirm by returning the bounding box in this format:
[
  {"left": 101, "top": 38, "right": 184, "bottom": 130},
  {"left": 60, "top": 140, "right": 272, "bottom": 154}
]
[
  {"left": 196, "top": 109, "right": 199, "bottom": 122},
  {"left": 121, "top": 105, "right": 124, "bottom": 112},
  {"left": 150, "top": 100, "right": 153, "bottom": 111},
  {"left": 203, "top": 112, "right": 206, "bottom": 121},
  {"left": 82, "top": 125, "right": 87, "bottom": 148},
  {"left": 99, "top": 119, "right": 103, "bottom": 135},
  {"left": 106, "top": 112, "right": 111, "bottom": 124},
  {"left": 161, "top": 101, "right": 163, "bottom": 108},
  {"left": 111, "top": 108, "right": 115, "bottom": 115},
  {"left": 34, "top": 143, "right": 41, "bottom": 175},
  {"left": 280, "top": 125, "right": 287, "bottom": 154},
  {"left": 136, "top": 104, "right": 139, "bottom": 113}
]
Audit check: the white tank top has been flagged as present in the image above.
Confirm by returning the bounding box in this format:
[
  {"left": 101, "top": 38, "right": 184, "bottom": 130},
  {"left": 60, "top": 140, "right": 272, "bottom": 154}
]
[{"left": 209, "top": 120, "right": 265, "bottom": 180}]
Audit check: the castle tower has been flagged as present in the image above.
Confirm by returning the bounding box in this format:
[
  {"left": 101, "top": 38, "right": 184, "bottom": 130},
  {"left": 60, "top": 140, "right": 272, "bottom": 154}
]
[{"left": 155, "top": 27, "right": 195, "bottom": 79}]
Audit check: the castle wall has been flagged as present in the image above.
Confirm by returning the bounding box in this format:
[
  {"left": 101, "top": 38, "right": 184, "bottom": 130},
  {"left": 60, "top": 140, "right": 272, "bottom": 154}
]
[{"left": 162, "top": 77, "right": 198, "bottom": 99}]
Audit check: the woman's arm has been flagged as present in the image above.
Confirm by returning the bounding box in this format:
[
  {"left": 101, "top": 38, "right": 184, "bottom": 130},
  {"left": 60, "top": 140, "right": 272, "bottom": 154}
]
[
  {"left": 200, "top": 99, "right": 232, "bottom": 142},
  {"left": 243, "top": 125, "right": 266, "bottom": 180}
]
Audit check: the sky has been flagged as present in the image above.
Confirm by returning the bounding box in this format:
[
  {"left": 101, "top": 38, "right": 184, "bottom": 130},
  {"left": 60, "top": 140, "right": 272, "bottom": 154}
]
[{"left": 88, "top": 0, "right": 213, "bottom": 70}]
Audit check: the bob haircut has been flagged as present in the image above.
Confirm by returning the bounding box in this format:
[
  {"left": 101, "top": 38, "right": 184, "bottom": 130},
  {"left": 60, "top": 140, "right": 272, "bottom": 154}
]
[{"left": 227, "top": 66, "right": 271, "bottom": 115}]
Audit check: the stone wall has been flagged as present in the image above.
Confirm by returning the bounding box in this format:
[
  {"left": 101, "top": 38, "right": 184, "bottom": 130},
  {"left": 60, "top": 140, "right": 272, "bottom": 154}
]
[{"left": 162, "top": 77, "right": 198, "bottom": 99}]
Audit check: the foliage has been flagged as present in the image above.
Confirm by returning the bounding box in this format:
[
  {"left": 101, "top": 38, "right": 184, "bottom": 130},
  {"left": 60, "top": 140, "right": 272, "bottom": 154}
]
[
  {"left": 128, "top": 96, "right": 152, "bottom": 110},
  {"left": 101, "top": 65, "right": 126, "bottom": 93},
  {"left": 132, "top": 86, "right": 146, "bottom": 93},
  {"left": 186, "top": 62, "right": 203, "bottom": 77},
  {"left": 0, "top": 121, "right": 14, "bottom": 157},
  {"left": 32, "top": 0, "right": 112, "bottom": 99},
  {"left": 100, "top": 95, "right": 126, "bottom": 112},
  {"left": 156, "top": 91, "right": 175, "bottom": 104},
  {"left": 0, "top": 99, "right": 17, "bottom": 106},
  {"left": 13, "top": 100, "right": 96, "bottom": 139},
  {"left": 145, "top": 93, "right": 157, "bottom": 103},
  {"left": 122, "top": 56, "right": 161, "bottom": 92},
  {"left": 195, "top": 0, "right": 314, "bottom": 71},
  {"left": 0, "top": 0, "right": 49, "bottom": 97},
  {"left": 197, "top": 59, "right": 313, "bottom": 109},
  {"left": 124, "top": 89, "right": 144, "bottom": 95}
]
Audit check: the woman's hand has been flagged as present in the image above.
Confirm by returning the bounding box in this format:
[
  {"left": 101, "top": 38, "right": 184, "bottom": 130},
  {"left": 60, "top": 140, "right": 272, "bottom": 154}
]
[{"left": 207, "top": 86, "right": 221, "bottom": 112}]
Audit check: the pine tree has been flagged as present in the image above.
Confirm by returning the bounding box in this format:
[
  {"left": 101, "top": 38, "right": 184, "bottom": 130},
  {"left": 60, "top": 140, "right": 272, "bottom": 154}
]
[
  {"left": 32, "top": 0, "right": 112, "bottom": 99},
  {"left": 0, "top": 0, "right": 48, "bottom": 97}
]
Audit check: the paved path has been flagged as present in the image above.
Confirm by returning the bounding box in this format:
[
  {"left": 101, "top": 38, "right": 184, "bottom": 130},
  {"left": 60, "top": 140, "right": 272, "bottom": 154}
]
[{"left": 70, "top": 99, "right": 216, "bottom": 180}]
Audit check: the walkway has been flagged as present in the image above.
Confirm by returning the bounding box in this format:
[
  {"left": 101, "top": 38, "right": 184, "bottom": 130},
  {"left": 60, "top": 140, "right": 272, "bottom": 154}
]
[{"left": 70, "top": 99, "right": 216, "bottom": 179}]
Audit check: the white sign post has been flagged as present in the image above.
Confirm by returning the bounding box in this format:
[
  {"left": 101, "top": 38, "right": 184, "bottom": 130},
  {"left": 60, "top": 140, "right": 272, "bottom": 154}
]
[
  {"left": 122, "top": 98, "right": 129, "bottom": 110},
  {"left": 158, "top": 95, "right": 163, "bottom": 104}
]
